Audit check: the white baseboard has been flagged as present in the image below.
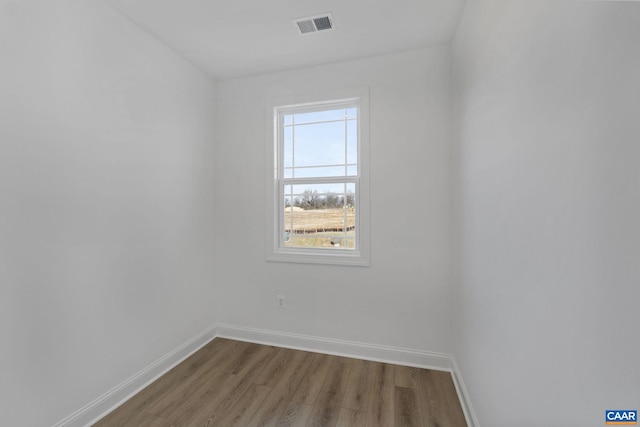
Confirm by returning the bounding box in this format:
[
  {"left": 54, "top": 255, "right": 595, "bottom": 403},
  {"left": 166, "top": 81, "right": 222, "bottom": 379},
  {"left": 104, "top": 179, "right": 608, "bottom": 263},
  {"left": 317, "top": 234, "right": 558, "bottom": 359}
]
[
  {"left": 216, "top": 323, "right": 453, "bottom": 371},
  {"left": 451, "top": 358, "right": 480, "bottom": 427},
  {"left": 55, "top": 323, "right": 478, "bottom": 427},
  {"left": 52, "top": 324, "right": 218, "bottom": 427}
]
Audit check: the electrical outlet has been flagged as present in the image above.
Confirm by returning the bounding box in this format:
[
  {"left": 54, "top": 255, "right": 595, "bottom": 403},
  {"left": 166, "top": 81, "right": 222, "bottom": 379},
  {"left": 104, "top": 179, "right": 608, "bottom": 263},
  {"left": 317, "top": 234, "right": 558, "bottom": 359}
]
[{"left": 277, "top": 295, "right": 286, "bottom": 309}]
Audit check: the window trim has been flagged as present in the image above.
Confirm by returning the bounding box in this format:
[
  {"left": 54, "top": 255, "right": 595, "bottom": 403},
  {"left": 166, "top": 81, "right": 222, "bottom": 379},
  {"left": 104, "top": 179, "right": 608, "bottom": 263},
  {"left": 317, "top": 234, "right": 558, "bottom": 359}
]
[{"left": 265, "top": 87, "right": 370, "bottom": 266}]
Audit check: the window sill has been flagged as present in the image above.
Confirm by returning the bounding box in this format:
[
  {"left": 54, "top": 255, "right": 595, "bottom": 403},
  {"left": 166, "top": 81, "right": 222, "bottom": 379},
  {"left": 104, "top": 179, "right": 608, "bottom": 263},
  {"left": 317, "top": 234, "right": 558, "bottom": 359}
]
[{"left": 266, "top": 249, "right": 370, "bottom": 266}]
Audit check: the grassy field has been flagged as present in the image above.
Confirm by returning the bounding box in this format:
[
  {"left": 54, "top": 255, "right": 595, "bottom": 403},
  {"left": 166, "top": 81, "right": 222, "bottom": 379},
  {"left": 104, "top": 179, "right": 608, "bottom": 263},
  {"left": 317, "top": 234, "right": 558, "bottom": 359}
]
[{"left": 284, "top": 207, "right": 355, "bottom": 249}]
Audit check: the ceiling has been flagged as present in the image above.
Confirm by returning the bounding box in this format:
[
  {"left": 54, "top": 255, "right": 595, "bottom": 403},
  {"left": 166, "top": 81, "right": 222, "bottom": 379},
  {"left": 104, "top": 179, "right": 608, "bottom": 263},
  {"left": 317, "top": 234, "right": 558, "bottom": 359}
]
[{"left": 102, "top": 0, "right": 467, "bottom": 80}]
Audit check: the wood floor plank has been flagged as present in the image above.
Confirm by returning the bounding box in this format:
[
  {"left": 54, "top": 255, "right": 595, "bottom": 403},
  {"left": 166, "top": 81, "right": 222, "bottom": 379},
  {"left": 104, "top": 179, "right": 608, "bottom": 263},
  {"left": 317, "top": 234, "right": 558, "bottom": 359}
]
[
  {"left": 365, "top": 362, "right": 395, "bottom": 427},
  {"left": 165, "top": 343, "right": 275, "bottom": 426},
  {"left": 256, "top": 346, "right": 298, "bottom": 387},
  {"left": 417, "top": 369, "right": 454, "bottom": 427},
  {"left": 394, "top": 386, "right": 422, "bottom": 427},
  {"left": 184, "top": 344, "right": 276, "bottom": 426},
  {"left": 93, "top": 339, "right": 468, "bottom": 427},
  {"left": 394, "top": 365, "right": 421, "bottom": 389},
  {"left": 245, "top": 350, "right": 315, "bottom": 427},
  {"left": 227, "top": 341, "right": 273, "bottom": 375},
  {"left": 121, "top": 411, "right": 171, "bottom": 427},
  {"left": 274, "top": 351, "right": 316, "bottom": 398},
  {"left": 342, "top": 359, "right": 373, "bottom": 412},
  {"left": 307, "top": 357, "right": 353, "bottom": 427},
  {"left": 145, "top": 339, "right": 250, "bottom": 418},
  {"left": 289, "top": 352, "right": 332, "bottom": 406},
  {"left": 276, "top": 401, "right": 314, "bottom": 427},
  {"left": 213, "top": 383, "right": 272, "bottom": 426},
  {"left": 336, "top": 408, "right": 366, "bottom": 427},
  {"left": 433, "top": 371, "right": 467, "bottom": 427}
]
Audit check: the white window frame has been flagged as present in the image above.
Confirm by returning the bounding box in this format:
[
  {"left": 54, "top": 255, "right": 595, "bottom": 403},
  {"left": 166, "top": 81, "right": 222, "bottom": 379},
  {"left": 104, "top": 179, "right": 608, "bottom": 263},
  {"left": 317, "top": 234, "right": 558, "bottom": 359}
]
[{"left": 265, "top": 87, "right": 370, "bottom": 266}]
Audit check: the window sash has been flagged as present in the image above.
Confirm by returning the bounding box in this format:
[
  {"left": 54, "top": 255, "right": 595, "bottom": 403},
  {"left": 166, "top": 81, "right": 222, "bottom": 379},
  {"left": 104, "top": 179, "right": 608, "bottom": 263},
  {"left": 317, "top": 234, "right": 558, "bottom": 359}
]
[
  {"left": 277, "top": 100, "right": 359, "bottom": 178},
  {"left": 277, "top": 177, "right": 359, "bottom": 250}
]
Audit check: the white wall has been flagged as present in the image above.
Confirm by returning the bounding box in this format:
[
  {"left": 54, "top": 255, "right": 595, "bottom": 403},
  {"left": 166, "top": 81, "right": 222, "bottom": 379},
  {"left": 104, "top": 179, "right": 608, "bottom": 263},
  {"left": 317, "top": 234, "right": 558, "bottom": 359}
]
[
  {"left": 0, "top": 1, "right": 216, "bottom": 425},
  {"left": 215, "top": 48, "right": 453, "bottom": 353},
  {"left": 452, "top": 1, "right": 640, "bottom": 425}
]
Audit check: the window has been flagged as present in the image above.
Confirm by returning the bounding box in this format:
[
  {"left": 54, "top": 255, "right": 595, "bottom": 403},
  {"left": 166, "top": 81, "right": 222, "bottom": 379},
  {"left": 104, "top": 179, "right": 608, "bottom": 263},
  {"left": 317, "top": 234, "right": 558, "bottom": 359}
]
[{"left": 266, "top": 88, "right": 370, "bottom": 266}]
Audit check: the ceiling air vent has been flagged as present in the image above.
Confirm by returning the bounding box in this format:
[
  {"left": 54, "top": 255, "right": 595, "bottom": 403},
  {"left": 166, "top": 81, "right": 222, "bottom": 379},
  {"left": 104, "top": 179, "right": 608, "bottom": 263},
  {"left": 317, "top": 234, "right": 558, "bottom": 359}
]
[{"left": 293, "top": 13, "right": 335, "bottom": 35}]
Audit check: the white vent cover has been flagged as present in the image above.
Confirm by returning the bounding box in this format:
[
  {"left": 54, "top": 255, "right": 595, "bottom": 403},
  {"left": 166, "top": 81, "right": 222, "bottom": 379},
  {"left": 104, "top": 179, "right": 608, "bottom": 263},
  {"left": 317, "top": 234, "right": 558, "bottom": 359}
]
[{"left": 292, "top": 13, "right": 335, "bottom": 35}]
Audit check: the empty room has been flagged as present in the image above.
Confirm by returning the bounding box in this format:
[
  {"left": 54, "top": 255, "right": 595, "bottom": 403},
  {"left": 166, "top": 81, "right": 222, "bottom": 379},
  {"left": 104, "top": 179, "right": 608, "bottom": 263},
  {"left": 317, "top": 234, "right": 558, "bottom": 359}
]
[{"left": 1, "top": 0, "right": 638, "bottom": 426}]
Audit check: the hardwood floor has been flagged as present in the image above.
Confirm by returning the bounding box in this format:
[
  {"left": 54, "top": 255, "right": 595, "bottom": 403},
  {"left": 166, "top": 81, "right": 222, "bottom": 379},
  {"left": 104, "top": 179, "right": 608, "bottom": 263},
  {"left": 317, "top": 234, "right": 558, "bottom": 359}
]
[{"left": 94, "top": 338, "right": 467, "bottom": 427}]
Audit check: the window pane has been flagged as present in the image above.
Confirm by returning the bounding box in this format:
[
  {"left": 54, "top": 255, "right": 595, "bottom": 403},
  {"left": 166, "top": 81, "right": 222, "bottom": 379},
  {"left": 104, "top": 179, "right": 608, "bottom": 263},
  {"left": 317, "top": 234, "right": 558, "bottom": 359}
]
[
  {"left": 347, "top": 120, "right": 357, "bottom": 166},
  {"left": 287, "top": 166, "right": 355, "bottom": 178},
  {"left": 283, "top": 126, "right": 293, "bottom": 167},
  {"left": 283, "top": 184, "right": 294, "bottom": 207},
  {"left": 283, "top": 182, "right": 356, "bottom": 250},
  {"left": 293, "top": 121, "right": 346, "bottom": 167},
  {"left": 294, "top": 166, "right": 347, "bottom": 178}
]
